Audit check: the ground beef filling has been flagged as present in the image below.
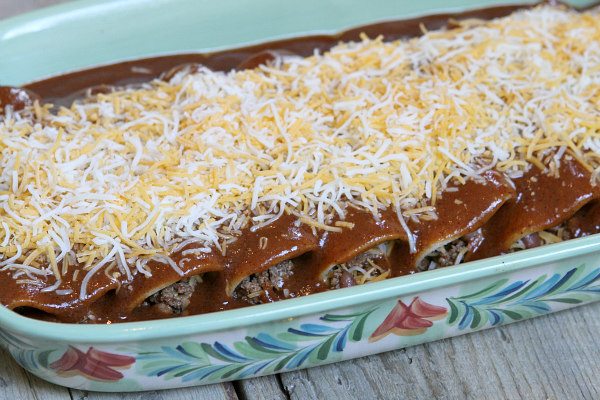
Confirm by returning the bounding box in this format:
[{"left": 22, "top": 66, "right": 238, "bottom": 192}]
[
  {"left": 146, "top": 277, "right": 199, "bottom": 314},
  {"left": 327, "top": 246, "right": 390, "bottom": 289},
  {"left": 417, "top": 238, "right": 469, "bottom": 271},
  {"left": 235, "top": 260, "right": 294, "bottom": 305}
]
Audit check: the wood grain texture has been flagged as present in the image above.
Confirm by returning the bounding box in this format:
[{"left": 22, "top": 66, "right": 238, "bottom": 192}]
[
  {"left": 2, "top": 1, "right": 600, "bottom": 400},
  {"left": 0, "top": 349, "right": 70, "bottom": 400},
  {"left": 69, "top": 383, "right": 239, "bottom": 400}
]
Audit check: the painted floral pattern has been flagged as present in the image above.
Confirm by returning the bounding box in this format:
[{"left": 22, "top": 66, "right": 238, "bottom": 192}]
[
  {"left": 137, "top": 308, "right": 375, "bottom": 382},
  {"left": 447, "top": 266, "right": 600, "bottom": 330},
  {"left": 369, "top": 297, "right": 447, "bottom": 341},
  {"left": 50, "top": 347, "right": 135, "bottom": 381},
  {"left": 2, "top": 263, "right": 600, "bottom": 391}
]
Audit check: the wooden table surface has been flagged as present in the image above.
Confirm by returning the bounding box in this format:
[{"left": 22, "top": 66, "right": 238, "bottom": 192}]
[{"left": 2, "top": 1, "right": 600, "bottom": 399}]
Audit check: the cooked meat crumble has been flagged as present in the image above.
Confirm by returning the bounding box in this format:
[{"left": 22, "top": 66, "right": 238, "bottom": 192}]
[
  {"left": 328, "top": 245, "right": 390, "bottom": 289},
  {"left": 235, "top": 260, "right": 294, "bottom": 304},
  {"left": 146, "top": 277, "right": 200, "bottom": 314},
  {"left": 417, "top": 238, "right": 469, "bottom": 271}
]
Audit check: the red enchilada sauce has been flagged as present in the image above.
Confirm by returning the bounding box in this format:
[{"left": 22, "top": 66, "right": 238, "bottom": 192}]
[{"left": 1, "top": 4, "right": 599, "bottom": 324}]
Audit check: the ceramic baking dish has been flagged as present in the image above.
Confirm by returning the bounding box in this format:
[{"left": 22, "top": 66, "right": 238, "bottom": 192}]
[{"left": 1, "top": 0, "right": 599, "bottom": 392}]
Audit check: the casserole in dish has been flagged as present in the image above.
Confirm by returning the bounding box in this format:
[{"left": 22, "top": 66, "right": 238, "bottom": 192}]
[{"left": 1, "top": 0, "right": 600, "bottom": 391}]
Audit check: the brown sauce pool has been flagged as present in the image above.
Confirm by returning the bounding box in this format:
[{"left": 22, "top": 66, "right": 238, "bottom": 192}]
[{"left": 2, "top": 3, "right": 600, "bottom": 324}]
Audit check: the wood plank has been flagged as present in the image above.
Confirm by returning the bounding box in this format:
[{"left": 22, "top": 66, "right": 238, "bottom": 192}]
[
  {"left": 69, "top": 383, "right": 238, "bottom": 400},
  {"left": 280, "top": 302, "right": 600, "bottom": 400},
  {"left": 0, "top": 349, "right": 71, "bottom": 400}
]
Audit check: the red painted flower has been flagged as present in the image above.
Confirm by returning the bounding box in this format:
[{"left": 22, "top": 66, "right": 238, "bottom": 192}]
[
  {"left": 369, "top": 297, "right": 447, "bottom": 342},
  {"left": 50, "top": 346, "right": 135, "bottom": 381}
]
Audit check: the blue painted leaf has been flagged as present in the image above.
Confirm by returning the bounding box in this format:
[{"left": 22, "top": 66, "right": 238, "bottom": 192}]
[
  {"left": 157, "top": 364, "right": 186, "bottom": 377},
  {"left": 471, "top": 280, "right": 529, "bottom": 305},
  {"left": 545, "top": 268, "right": 577, "bottom": 295},
  {"left": 244, "top": 337, "right": 291, "bottom": 355},
  {"left": 36, "top": 350, "right": 55, "bottom": 369},
  {"left": 201, "top": 343, "right": 243, "bottom": 363},
  {"left": 500, "top": 277, "right": 544, "bottom": 303},
  {"left": 458, "top": 304, "right": 474, "bottom": 330},
  {"left": 213, "top": 342, "right": 250, "bottom": 363},
  {"left": 521, "top": 274, "right": 561, "bottom": 300},
  {"left": 181, "top": 365, "right": 229, "bottom": 382},
  {"left": 238, "top": 360, "right": 272, "bottom": 378},
  {"left": 299, "top": 324, "right": 339, "bottom": 334},
  {"left": 334, "top": 326, "right": 350, "bottom": 352},
  {"left": 160, "top": 346, "right": 194, "bottom": 360},
  {"left": 287, "top": 328, "right": 330, "bottom": 337},
  {"left": 255, "top": 333, "right": 297, "bottom": 351},
  {"left": 287, "top": 345, "right": 318, "bottom": 369},
  {"left": 488, "top": 309, "right": 502, "bottom": 325},
  {"left": 571, "top": 267, "right": 600, "bottom": 290}
]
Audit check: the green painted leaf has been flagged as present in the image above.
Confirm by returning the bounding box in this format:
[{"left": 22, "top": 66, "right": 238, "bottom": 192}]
[
  {"left": 221, "top": 365, "right": 247, "bottom": 379},
  {"left": 447, "top": 299, "right": 459, "bottom": 324},
  {"left": 274, "top": 353, "right": 296, "bottom": 371},
  {"left": 316, "top": 335, "right": 336, "bottom": 361},
  {"left": 234, "top": 341, "right": 280, "bottom": 359},
  {"left": 172, "top": 366, "right": 203, "bottom": 378},
  {"left": 471, "top": 307, "right": 482, "bottom": 329},
  {"left": 349, "top": 313, "right": 370, "bottom": 341},
  {"left": 454, "top": 279, "right": 509, "bottom": 300},
  {"left": 321, "top": 313, "right": 359, "bottom": 321},
  {"left": 548, "top": 297, "right": 583, "bottom": 304},
  {"left": 200, "top": 343, "right": 235, "bottom": 363},
  {"left": 180, "top": 342, "right": 209, "bottom": 362},
  {"left": 501, "top": 309, "right": 523, "bottom": 320}
]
